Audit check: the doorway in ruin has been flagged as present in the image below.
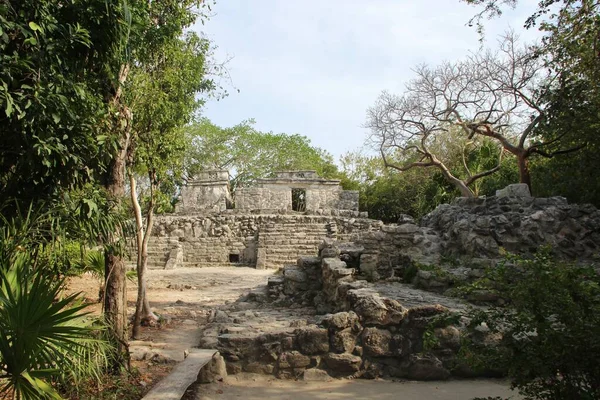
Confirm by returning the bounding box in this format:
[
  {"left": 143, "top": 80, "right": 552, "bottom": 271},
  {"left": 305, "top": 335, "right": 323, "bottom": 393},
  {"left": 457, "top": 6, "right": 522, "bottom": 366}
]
[{"left": 291, "top": 188, "right": 306, "bottom": 212}]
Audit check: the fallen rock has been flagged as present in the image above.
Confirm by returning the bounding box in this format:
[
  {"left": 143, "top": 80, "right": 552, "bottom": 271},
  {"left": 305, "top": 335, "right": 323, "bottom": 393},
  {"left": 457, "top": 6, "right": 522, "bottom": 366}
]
[
  {"left": 302, "top": 368, "right": 331, "bottom": 381},
  {"left": 323, "top": 353, "right": 362, "bottom": 374}
]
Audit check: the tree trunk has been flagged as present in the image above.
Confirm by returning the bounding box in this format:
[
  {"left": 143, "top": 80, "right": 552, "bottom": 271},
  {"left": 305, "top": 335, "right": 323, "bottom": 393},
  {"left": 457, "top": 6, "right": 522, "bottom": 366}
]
[
  {"left": 104, "top": 126, "right": 130, "bottom": 370},
  {"left": 104, "top": 63, "right": 131, "bottom": 370},
  {"left": 130, "top": 171, "right": 158, "bottom": 339},
  {"left": 432, "top": 155, "right": 475, "bottom": 198},
  {"left": 517, "top": 152, "right": 532, "bottom": 191}
]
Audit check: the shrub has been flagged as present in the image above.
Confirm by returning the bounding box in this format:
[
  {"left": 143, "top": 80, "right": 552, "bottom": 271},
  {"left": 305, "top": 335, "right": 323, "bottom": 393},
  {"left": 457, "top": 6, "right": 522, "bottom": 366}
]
[{"left": 463, "top": 249, "right": 600, "bottom": 399}]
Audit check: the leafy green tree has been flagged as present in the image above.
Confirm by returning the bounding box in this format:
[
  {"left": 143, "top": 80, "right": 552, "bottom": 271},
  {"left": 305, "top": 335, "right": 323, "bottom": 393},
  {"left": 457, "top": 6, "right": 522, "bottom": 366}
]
[
  {"left": 126, "top": 31, "right": 215, "bottom": 339},
  {"left": 98, "top": 0, "right": 214, "bottom": 361},
  {"left": 0, "top": 0, "right": 128, "bottom": 204},
  {"left": 185, "top": 118, "right": 344, "bottom": 191}
]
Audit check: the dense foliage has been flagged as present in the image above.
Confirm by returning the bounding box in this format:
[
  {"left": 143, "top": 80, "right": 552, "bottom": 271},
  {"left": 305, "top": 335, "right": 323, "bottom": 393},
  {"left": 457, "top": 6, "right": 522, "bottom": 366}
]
[
  {"left": 185, "top": 118, "right": 344, "bottom": 192},
  {"left": 463, "top": 0, "right": 600, "bottom": 206},
  {"left": 463, "top": 250, "right": 600, "bottom": 399},
  {"left": 0, "top": 0, "right": 127, "bottom": 204},
  {"left": 0, "top": 208, "right": 110, "bottom": 399}
]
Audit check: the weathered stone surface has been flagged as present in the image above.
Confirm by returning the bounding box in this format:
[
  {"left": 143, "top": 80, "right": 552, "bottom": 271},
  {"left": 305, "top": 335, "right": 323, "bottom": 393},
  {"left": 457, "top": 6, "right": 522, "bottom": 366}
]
[
  {"left": 320, "top": 247, "right": 340, "bottom": 259},
  {"left": 320, "top": 311, "right": 360, "bottom": 330},
  {"left": 302, "top": 368, "right": 331, "bottom": 381},
  {"left": 330, "top": 328, "right": 357, "bottom": 354},
  {"left": 244, "top": 362, "right": 275, "bottom": 374},
  {"left": 361, "top": 327, "right": 392, "bottom": 357},
  {"left": 197, "top": 352, "right": 228, "bottom": 383},
  {"left": 496, "top": 183, "right": 531, "bottom": 198},
  {"left": 349, "top": 289, "right": 408, "bottom": 326},
  {"left": 278, "top": 351, "right": 311, "bottom": 369},
  {"left": 295, "top": 327, "right": 329, "bottom": 354},
  {"left": 434, "top": 326, "right": 461, "bottom": 350},
  {"left": 405, "top": 354, "right": 450, "bottom": 380},
  {"left": 323, "top": 353, "right": 362, "bottom": 374}
]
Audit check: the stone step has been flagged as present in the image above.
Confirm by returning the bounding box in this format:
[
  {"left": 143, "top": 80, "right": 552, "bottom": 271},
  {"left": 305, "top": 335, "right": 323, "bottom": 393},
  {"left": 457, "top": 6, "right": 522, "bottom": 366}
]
[{"left": 141, "top": 349, "right": 218, "bottom": 400}]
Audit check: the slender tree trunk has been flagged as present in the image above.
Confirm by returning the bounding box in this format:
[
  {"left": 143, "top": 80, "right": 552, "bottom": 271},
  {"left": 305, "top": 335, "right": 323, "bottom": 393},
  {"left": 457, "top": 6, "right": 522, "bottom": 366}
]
[
  {"left": 130, "top": 171, "right": 158, "bottom": 339},
  {"left": 432, "top": 155, "right": 475, "bottom": 198},
  {"left": 104, "top": 63, "right": 131, "bottom": 370},
  {"left": 104, "top": 126, "right": 131, "bottom": 369},
  {"left": 517, "top": 153, "right": 532, "bottom": 191}
]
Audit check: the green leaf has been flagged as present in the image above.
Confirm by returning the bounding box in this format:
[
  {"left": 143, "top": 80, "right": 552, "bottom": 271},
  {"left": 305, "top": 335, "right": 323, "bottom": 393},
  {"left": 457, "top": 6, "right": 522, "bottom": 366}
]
[{"left": 28, "top": 21, "right": 42, "bottom": 32}]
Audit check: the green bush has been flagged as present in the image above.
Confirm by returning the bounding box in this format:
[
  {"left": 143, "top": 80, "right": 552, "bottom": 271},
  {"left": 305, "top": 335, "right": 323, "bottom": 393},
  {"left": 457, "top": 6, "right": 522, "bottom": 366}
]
[
  {"left": 0, "top": 206, "right": 110, "bottom": 399},
  {"left": 463, "top": 249, "right": 600, "bottom": 399}
]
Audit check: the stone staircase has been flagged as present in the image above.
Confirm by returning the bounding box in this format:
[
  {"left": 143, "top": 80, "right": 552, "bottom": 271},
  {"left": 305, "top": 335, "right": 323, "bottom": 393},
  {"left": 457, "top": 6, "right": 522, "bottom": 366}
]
[{"left": 257, "top": 221, "right": 333, "bottom": 269}]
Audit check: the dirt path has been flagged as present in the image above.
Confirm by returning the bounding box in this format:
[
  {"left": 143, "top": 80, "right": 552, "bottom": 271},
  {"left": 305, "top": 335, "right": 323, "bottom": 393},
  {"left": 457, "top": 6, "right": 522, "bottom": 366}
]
[
  {"left": 66, "top": 267, "right": 275, "bottom": 388},
  {"left": 187, "top": 373, "right": 521, "bottom": 400}
]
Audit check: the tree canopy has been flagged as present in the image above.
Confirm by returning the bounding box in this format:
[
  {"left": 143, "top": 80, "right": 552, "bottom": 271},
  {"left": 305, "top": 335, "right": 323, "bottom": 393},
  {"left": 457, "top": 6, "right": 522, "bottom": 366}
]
[{"left": 185, "top": 118, "right": 343, "bottom": 191}]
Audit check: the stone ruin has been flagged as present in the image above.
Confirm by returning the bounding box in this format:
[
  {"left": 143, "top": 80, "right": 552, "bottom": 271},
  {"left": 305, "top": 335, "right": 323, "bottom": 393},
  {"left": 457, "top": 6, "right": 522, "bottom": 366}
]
[
  {"left": 149, "top": 170, "right": 372, "bottom": 270},
  {"left": 147, "top": 176, "right": 600, "bottom": 381}
]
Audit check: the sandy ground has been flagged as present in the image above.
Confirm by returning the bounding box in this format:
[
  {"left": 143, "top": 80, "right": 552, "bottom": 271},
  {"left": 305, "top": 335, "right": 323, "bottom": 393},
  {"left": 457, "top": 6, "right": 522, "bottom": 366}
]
[
  {"left": 187, "top": 373, "right": 521, "bottom": 400},
  {"left": 65, "top": 267, "right": 274, "bottom": 389},
  {"left": 67, "top": 267, "right": 520, "bottom": 400}
]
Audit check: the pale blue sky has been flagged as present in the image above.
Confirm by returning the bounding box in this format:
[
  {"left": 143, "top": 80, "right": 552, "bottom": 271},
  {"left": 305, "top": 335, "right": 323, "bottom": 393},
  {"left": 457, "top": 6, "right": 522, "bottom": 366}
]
[{"left": 193, "top": 1, "right": 541, "bottom": 161}]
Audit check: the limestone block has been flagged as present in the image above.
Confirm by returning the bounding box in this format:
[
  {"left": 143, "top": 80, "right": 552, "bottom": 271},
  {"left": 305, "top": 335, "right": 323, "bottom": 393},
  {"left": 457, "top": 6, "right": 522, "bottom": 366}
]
[
  {"left": 320, "top": 311, "right": 360, "bottom": 331},
  {"left": 330, "top": 328, "right": 357, "bottom": 354},
  {"left": 302, "top": 368, "right": 331, "bottom": 381},
  {"left": 295, "top": 327, "right": 329, "bottom": 355},
  {"left": 197, "top": 352, "right": 228, "bottom": 383},
  {"left": 496, "top": 183, "right": 531, "bottom": 198},
  {"left": 405, "top": 354, "right": 450, "bottom": 380},
  {"left": 278, "top": 351, "right": 311, "bottom": 369},
  {"left": 323, "top": 353, "right": 362, "bottom": 374},
  {"left": 361, "top": 327, "right": 393, "bottom": 357},
  {"left": 348, "top": 289, "right": 407, "bottom": 326}
]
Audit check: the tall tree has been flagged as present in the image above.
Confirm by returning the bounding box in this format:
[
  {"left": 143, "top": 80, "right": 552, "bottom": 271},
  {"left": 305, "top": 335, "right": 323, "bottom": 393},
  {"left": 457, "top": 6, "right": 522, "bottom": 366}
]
[
  {"left": 126, "top": 32, "right": 214, "bottom": 339},
  {"left": 463, "top": 0, "right": 600, "bottom": 204},
  {"left": 366, "top": 87, "right": 503, "bottom": 197},
  {"left": 0, "top": 0, "right": 128, "bottom": 204},
  {"left": 368, "top": 33, "right": 581, "bottom": 193}
]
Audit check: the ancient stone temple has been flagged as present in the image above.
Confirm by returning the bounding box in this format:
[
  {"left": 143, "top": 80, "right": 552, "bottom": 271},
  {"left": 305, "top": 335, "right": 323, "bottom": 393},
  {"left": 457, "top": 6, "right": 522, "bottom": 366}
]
[
  {"left": 175, "top": 170, "right": 232, "bottom": 213},
  {"left": 148, "top": 171, "right": 373, "bottom": 270},
  {"left": 235, "top": 171, "right": 359, "bottom": 212}
]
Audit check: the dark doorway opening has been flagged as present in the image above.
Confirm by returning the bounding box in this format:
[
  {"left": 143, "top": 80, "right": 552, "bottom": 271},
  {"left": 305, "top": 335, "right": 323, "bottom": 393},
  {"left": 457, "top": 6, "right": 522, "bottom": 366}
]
[
  {"left": 291, "top": 188, "right": 306, "bottom": 212},
  {"left": 229, "top": 253, "right": 240, "bottom": 263}
]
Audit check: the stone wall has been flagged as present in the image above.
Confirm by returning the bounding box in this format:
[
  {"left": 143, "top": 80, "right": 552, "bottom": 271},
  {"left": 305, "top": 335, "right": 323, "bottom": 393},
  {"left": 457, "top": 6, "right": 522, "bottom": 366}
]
[
  {"left": 352, "top": 193, "right": 600, "bottom": 281},
  {"left": 148, "top": 212, "right": 381, "bottom": 269},
  {"left": 211, "top": 243, "right": 471, "bottom": 380},
  {"left": 176, "top": 170, "right": 231, "bottom": 213},
  {"left": 235, "top": 187, "right": 291, "bottom": 211},
  {"left": 234, "top": 171, "right": 359, "bottom": 212}
]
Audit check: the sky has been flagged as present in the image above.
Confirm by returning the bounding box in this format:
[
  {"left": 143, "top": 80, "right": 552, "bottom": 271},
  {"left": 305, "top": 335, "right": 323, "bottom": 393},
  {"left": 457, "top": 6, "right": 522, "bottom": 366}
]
[{"left": 192, "top": 0, "right": 542, "bottom": 162}]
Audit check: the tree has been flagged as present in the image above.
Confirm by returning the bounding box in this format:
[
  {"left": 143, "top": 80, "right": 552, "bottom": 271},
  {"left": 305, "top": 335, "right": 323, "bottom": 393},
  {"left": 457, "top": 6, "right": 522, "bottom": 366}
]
[
  {"left": 366, "top": 85, "right": 503, "bottom": 198},
  {"left": 0, "top": 0, "right": 137, "bottom": 371},
  {"left": 126, "top": 32, "right": 214, "bottom": 339},
  {"left": 0, "top": 0, "right": 127, "bottom": 205},
  {"left": 463, "top": 1, "right": 600, "bottom": 204},
  {"left": 368, "top": 33, "right": 582, "bottom": 193},
  {"left": 185, "top": 119, "right": 344, "bottom": 191},
  {"left": 99, "top": 0, "right": 214, "bottom": 363}
]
